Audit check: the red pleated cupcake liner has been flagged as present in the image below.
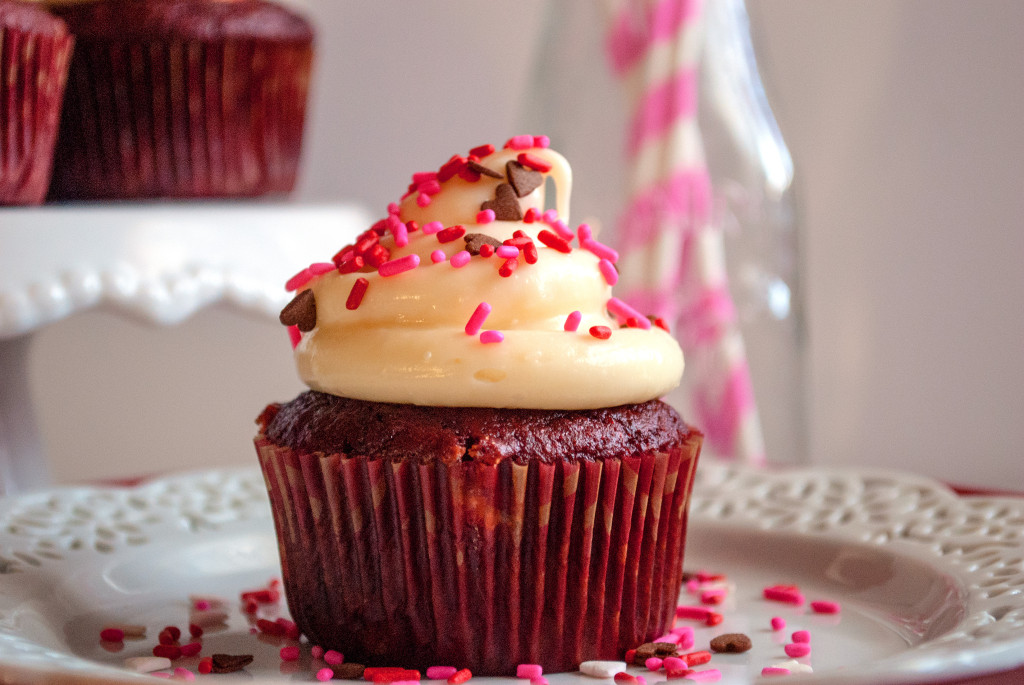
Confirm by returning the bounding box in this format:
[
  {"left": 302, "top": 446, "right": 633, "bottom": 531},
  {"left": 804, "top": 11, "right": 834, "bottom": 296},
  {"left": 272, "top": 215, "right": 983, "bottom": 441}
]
[
  {"left": 49, "top": 37, "right": 311, "bottom": 200},
  {"left": 0, "top": 21, "right": 73, "bottom": 205},
  {"left": 256, "top": 432, "right": 702, "bottom": 675}
]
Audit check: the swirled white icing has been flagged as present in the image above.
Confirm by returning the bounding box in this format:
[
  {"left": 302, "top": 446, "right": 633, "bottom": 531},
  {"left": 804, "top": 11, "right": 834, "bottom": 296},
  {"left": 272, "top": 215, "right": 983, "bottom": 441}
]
[{"left": 286, "top": 139, "right": 684, "bottom": 409}]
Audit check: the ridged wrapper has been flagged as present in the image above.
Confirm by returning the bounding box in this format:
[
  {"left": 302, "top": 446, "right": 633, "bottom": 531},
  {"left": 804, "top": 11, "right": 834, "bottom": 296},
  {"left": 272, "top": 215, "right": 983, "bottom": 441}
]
[{"left": 256, "top": 431, "right": 702, "bottom": 675}]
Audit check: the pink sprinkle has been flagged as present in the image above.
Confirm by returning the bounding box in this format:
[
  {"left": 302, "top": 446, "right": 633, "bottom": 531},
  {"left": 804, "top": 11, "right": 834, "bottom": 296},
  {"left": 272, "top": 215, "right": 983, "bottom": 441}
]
[
  {"left": 423, "top": 221, "right": 443, "bottom": 235},
  {"left": 419, "top": 179, "right": 441, "bottom": 195},
  {"left": 516, "top": 664, "right": 543, "bottom": 679},
  {"left": 506, "top": 135, "right": 535, "bottom": 150},
  {"left": 450, "top": 250, "right": 472, "bottom": 268},
  {"left": 280, "top": 645, "right": 300, "bottom": 662},
  {"left": 763, "top": 585, "right": 805, "bottom": 605},
  {"left": 607, "top": 297, "right": 652, "bottom": 329},
  {"left": 427, "top": 667, "right": 458, "bottom": 680},
  {"left": 284, "top": 268, "right": 312, "bottom": 292},
  {"left": 323, "top": 650, "right": 343, "bottom": 665},
  {"left": 477, "top": 209, "right": 496, "bottom": 223},
  {"left": 792, "top": 630, "right": 811, "bottom": 644},
  {"left": 431, "top": 249, "right": 447, "bottom": 264},
  {"left": 770, "top": 616, "right": 786, "bottom": 631},
  {"left": 761, "top": 667, "right": 790, "bottom": 677},
  {"left": 675, "top": 605, "right": 711, "bottom": 621},
  {"left": 392, "top": 219, "right": 409, "bottom": 247},
  {"left": 686, "top": 579, "right": 700, "bottom": 594},
  {"left": 577, "top": 223, "right": 593, "bottom": 242},
  {"left": 417, "top": 193, "right": 432, "bottom": 208},
  {"left": 496, "top": 245, "right": 520, "bottom": 259},
  {"left": 465, "top": 302, "right": 492, "bottom": 336},
  {"left": 582, "top": 238, "right": 620, "bottom": 263},
  {"left": 784, "top": 643, "right": 811, "bottom": 658},
  {"left": 645, "top": 657, "right": 663, "bottom": 671},
  {"left": 531, "top": 678, "right": 548, "bottom": 685},
  {"left": 549, "top": 219, "right": 574, "bottom": 240},
  {"left": 412, "top": 171, "right": 437, "bottom": 185},
  {"left": 541, "top": 209, "right": 558, "bottom": 224},
  {"left": 662, "top": 657, "right": 687, "bottom": 672},
  {"left": 670, "top": 625, "right": 694, "bottom": 638},
  {"left": 311, "top": 646, "right": 324, "bottom": 659},
  {"left": 598, "top": 259, "right": 618, "bottom": 285},
  {"left": 811, "top": 600, "right": 842, "bottom": 614},
  {"left": 316, "top": 668, "right": 334, "bottom": 682},
  {"left": 173, "top": 667, "right": 196, "bottom": 681},
  {"left": 379, "top": 254, "right": 420, "bottom": 277},
  {"left": 533, "top": 135, "right": 550, "bottom": 148},
  {"left": 480, "top": 330, "right": 504, "bottom": 344},
  {"left": 677, "top": 633, "right": 695, "bottom": 651},
  {"left": 700, "top": 589, "right": 724, "bottom": 605},
  {"left": 682, "top": 669, "right": 721, "bottom": 682},
  {"left": 309, "top": 262, "right": 335, "bottom": 277},
  {"left": 388, "top": 202, "right": 401, "bottom": 215},
  {"left": 563, "top": 311, "right": 582, "bottom": 332},
  {"left": 653, "top": 634, "right": 680, "bottom": 645},
  {"left": 637, "top": 677, "right": 647, "bottom": 685}
]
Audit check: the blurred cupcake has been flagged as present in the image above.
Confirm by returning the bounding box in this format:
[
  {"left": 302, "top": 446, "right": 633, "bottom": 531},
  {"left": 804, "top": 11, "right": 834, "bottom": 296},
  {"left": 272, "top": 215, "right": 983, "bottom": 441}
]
[
  {"left": 0, "top": 0, "right": 73, "bottom": 205},
  {"left": 256, "top": 138, "right": 703, "bottom": 674},
  {"left": 47, "top": 0, "right": 313, "bottom": 200}
]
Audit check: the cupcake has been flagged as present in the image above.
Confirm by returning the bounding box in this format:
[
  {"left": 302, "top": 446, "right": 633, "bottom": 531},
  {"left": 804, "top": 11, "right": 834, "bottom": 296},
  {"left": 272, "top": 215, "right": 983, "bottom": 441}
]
[
  {"left": 0, "top": 0, "right": 73, "bottom": 205},
  {"left": 255, "top": 136, "right": 702, "bottom": 675},
  {"left": 46, "top": 0, "right": 313, "bottom": 200}
]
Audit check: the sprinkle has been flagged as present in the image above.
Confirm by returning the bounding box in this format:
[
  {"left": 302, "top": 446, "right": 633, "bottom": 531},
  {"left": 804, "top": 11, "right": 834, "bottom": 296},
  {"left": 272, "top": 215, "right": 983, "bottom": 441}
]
[
  {"left": 279, "top": 646, "right": 300, "bottom": 662},
  {"left": 197, "top": 657, "right": 212, "bottom": 674},
  {"left": 624, "top": 650, "right": 637, "bottom": 665},
  {"left": 257, "top": 618, "right": 285, "bottom": 636},
  {"left": 784, "top": 642, "right": 811, "bottom": 658},
  {"left": 614, "top": 673, "right": 638, "bottom": 684},
  {"left": 317, "top": 668, "right": 335, "bottom": 682},
  {"left": 173, "top": 667, "right": 196, "bottom": 681},
  {"left": 190, "top": 608, "right": 229, "bottom": 626},
  {"left": 516, "top": 664, "right": 543, "bottom": 679},
  {"left": 324, "top": 650, "right": 344, "bottom": 665},
  {"left": 598, "top": 259, "right": 618, "bottom": 285},
  {"left": 284, "top": 268, "right": 312, "bottom": 292},
  {"left": 537, "top": 229, "right": 572, "bottom": 253},
  {"left": 496, "top": 245, "right": 520, "bottom": 259},
  {"left": 682, "top": 669, "right": 721, "bottom": 682},
  {"left": 582, "top": 238, "right": 620, "bottom": 262},
  {"left": 517, "top": 152, "right": 552, "bottom": 172},
  {"left": 764, "top": 585, "right": 805, "bottom": 605},
  {"left": 418, "top": 179, "right": 441, "bottom": 195},
  {"left": 465, "top": 302, "right": 492, "bottom": 335},
  {"left": 662, "top": 657, "right": 687, "bottom": 672},
  {"left": 124, "top": 657, "right": 172, "bottom": 673},
  {"left": 412, "top": 171, "right": 437, "bottom": 185},
  {"left": 188, "top": 624, "right": 203, "bottom": 638},
  {"left": 379, "top": 254, "right": 420, "bottom": 277},
  {"left": 311, "top": 645, "right": 324, "bottom": 659},
  {"left": 499, "top": 257, "right": 519, "bottom": 277},
  {"left": 388, "top": 202, "right": 401, "bottom": 215},
  {"left": 345, "top": 277, "right": 370, "bottom": 310},
  {"left": 653, "top": 633, "right": 681, "bottom": 645},
  {"left": 417, "top": 193, "right": 432, "bottom": 207},
  {"left": 589, "top": 325, "right": 611, "bottom": 339},
  {"left": 680, "top": 651, "right": 711, "bottom": 668},
  {"left": 423, "top": 221, "right": 443, "bottom": 235},
  {"left": 470, "top": 143, "right": 495, "bottom": 158},
  {"left": 548, "top": 219, "right": 574, "bottom": 240},
  {"left": 100, "top": 628, "right": 124, "bottom": 642},
  {"left": 436, "top": 225, "right": 467, "bottom": 243},
  {"left": 523, "top": 207, "right": 539, "bottom": 223},
  {"left": 450, "top": 250, "right": 471, "bottom": 268},
  {"left": 505, "top": 135, "right": 535, "bottom": 150},
  {"left": 665, "top": 667, "right": 694, "bottom": 680},
  {"left": 476, "top": 209, "right": 496, "bottom": 223},
  {"left": 152, "top": 644, "right": 181, "bottom": 660},
  {"left": 700, "top": 588, "right": 724, "bottom": 605},
  {"left": 653, "top": 316, "right": 670, "bottom": 332},
  {"left": 577, "top": 223, "right": 593, "bottom": 241},
  {"left": 792, "top": 630, "right": 811, "bottom": 644},
  {"left": 580, "top": 661, "right": 627, "bottom": 678},
  {"left": 480, "top": 330, "right": 504, "bottom": 344},
  {"left": 607, "top": 297, "right": 651, "bottom": 329},
  {"left": 811, "top": 600, "right": 842, "bottom": 614},
  {"left": 772, "top": 660, "right": 813, "bottom": 674},
  {"left": 523, "top": 241, "right": 539, "bottom": 263},
  {"left": 448, "top": 668, "right": 472, "bottom": 684},
  {"left": 338, "top": 255, "right": 366, "bottom": 274},
  {"left": 541, "top": 209, "right": 558, "bottom": 223},
  {"left": 533, "top": 135, "right": 550, "bottom": 148},
  {"left": 427, "top": 667, "right": 458, "bottom": 680},
  {"left": 705, "top": 612, "right": 724, "bottom": 626},
  {"left": 430, "top": 249, "right": 447, "bottom": 264},
  {"left": 644, "top": 657, "right": 663, "bottom": 671},
  {"left": 761, "top": 667, "right": 790, "bottom": 676},
  {"left": 770, "top": 616, "right": 786, "bottom": 631},
  {"left": 179, "top": 643, "right": 202, "bottom": 657},
  {"left": 531, "top": 679, "right": 548, "bottom": 685},
  {"left": 160, "top": 626, "right": 180, "bottom": 641}
]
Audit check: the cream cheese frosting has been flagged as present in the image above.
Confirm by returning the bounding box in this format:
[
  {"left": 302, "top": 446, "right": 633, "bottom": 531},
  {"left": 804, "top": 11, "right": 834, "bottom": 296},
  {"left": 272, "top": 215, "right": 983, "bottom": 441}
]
[{"left": 281, "top": 137, "right": 684, "bottom": 409}]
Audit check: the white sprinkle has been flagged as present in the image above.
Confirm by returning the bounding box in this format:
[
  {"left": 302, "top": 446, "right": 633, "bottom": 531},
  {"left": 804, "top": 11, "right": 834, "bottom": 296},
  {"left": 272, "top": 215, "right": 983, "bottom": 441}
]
[
  {"left": 579, "top": 661, "right": 627, "bottom": 678},
  {"left": 124, "top": 656, "right": 172, "bottom": 673},
  {"left": 772, "top": 659, "right": 813, "bottom": 674},
  {"left": 189, "top": 608, "right": 229, "bottom": 627}
]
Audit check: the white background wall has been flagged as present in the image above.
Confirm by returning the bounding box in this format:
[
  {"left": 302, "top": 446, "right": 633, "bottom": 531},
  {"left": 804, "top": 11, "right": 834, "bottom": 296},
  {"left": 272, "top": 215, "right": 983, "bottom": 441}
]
[{"left": 26, "top": 1, "right": 1024, "bottom": 489}]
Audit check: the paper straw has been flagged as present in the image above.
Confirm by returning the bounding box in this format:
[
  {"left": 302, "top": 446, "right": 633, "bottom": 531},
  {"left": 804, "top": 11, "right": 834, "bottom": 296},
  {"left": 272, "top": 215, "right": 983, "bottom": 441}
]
[{"left": 604, "top": 0, "right": 765, "bottom": 464}]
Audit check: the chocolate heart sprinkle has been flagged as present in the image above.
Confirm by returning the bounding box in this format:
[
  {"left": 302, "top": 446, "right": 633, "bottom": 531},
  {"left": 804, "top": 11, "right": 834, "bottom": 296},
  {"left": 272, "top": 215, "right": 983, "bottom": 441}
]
[
  {"left": 464, "top": 233, "right": 504, "bottom": 255},
  {"left": 481, "top": 183, "right": 523, "bottom": 221},
  {"left": 211, "top": 654, "right": 254, "bottom": 674},
  {"left": 280, "top": 289, "right": 317, "bottom": 332},
  {"left": 467, "top": 160, "right": 503, "bottom": 179},
  {"left": 506, "top": 160, "right": 544, "bottom": 197}
]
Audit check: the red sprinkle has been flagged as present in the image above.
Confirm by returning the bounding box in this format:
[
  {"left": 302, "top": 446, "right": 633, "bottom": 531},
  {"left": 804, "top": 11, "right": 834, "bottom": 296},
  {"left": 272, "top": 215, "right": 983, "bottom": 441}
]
[
  {"left": 198, "top": 657, "right": 213, "bottom": 674},
  {"left": 243, "top": 599, "right": 259, "bottom": 614},
  {"left": 517, "top": 152, "right": 552, "bottom": 172},
  {"left": 347, "top": 277, "right": 370, "bottom": 310},
  {"left": 280, "top": 645, "right": 300, "bottom": 662},
  {"left": 479, "top": 244, "right": 495, "bottom": 258},
  {"left": 470, "top": 143, "right": 495, "bottom": 158},
  {"left": 338, "top": 255, "right": 366, "bottom": 275},
  {"left": 614, "top": 673, "right": 638, "bottom": 684},
  {"left": 158, "top": 629, "right": 177, "bottom": 645},
  {"left": 676, "top": 605, "right": 711, "bottom": 621},
  {"left": 624, "top": 649, "right": 637, "bottom": 664},
  {"left": 705, "top": 611, "right": 724, "bottom": 626},
  {"left": 188, "top": 624, "right": 203, "bottom": 639},
  {"left": 99, "top": 628, "right": 124, "bottom": 642},
  {"left": 681, "top": 651, "right": 712, "bottom": 667},
  {"left": 498, "top": 257, "right": 519, "bottom": 277},
  {"left": 523, "top": 207, "right": 539, "bottom": 223},
  {"left": 179, "top": 642, "right": 202, "bottom": 657},
  {"left": 537, "top": 229, "right": 572, "bottom": 253},
  {"left": 153, "top": 644, "right": 181, "bottom": 660},
  {"left": 764, "top": 584, "right": 806, "bottom": 605},
  {"left": 436, "top": 225, "right": 467, "bottom": 244},
  {"left": 589, "top": 325, "right": 612, "bottom": 340},
  {"left": 257, "top": 618, "right": 286, "bottom": 636},
  {"left": 533, "top": 135, "right": 550, "bottom": 148},
  {"left": 448, "top": 668, "right": 472, "bottom": 684}
]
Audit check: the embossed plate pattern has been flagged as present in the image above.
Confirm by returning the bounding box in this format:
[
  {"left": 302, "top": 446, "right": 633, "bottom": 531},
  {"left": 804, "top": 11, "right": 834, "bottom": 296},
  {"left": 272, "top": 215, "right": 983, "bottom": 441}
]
[{"left": 0, "top": 463, "right": 1022, "bottom": 684}]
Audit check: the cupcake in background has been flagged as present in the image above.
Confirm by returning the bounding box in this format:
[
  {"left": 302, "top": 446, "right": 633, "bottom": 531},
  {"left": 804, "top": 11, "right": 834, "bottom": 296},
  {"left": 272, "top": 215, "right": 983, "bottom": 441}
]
[
  {"left": 0, "top": 0, "right": 73, "bottom": 205},
  {"left": 47, "top": 0, "right": 313, "bottom": 201}
]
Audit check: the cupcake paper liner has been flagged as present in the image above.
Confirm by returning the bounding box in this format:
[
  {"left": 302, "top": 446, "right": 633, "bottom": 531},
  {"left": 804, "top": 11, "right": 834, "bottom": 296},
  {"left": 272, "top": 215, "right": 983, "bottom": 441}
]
[
  {"left": 49, "top": 37, "right": 311, "bottom": 200},
  {"left": 0, "top": 18, "right": 73, "bottom": 205},
  {"left": 256, "top": 432, "right": 702, "bottom": 675}
]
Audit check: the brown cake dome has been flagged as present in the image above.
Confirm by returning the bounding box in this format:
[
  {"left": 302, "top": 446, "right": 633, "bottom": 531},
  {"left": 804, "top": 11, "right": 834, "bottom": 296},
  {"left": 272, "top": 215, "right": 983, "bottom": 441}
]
[
  {"left": 0, "top": 0, "right": 73, "bottom": 205},
  {"left": 255, "top": 137, "right": 702, "bottom": 675},
  {"left": 46, "top": 0, "right": 313, "bottom": 200}
]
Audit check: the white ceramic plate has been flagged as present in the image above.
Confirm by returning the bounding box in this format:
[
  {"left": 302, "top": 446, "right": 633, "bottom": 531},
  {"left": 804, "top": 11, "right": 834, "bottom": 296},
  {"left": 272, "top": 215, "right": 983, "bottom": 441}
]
[{"left": 0, "top": 463, "right": 1021, "bottom": 684}]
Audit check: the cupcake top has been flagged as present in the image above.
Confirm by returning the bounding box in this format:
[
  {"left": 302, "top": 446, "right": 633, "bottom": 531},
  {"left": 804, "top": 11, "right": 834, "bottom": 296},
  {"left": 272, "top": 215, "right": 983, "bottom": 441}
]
[
  {"left": 43, "top": 0, "right": 312, "bottom": 41},
  {"left": 281, "top": 136, "right": 685, "bottom": 410}
]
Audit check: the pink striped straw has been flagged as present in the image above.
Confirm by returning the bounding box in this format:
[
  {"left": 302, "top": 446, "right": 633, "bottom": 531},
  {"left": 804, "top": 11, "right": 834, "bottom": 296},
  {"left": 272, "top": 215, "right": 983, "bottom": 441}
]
[{"left": 604, "top": 0, "right": 765, "bottom": 464}]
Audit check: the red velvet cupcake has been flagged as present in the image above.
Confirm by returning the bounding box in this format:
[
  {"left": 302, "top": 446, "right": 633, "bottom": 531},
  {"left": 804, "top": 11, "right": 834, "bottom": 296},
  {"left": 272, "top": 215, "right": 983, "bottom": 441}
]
[
  {"left": 47, "top": 0, "right": 313, "bottom": 200},
  {"left": 256, "top": 138, "right": 701, "bottom": 675},
  {"left": 0, "top": 0, "right": 73, "bottom": 205}
]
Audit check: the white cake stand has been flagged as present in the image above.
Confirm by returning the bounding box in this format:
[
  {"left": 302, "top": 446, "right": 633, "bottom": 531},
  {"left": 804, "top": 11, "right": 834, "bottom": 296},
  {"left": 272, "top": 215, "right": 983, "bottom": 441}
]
[{"left": 0, "top": 203, "right": 370, "bottom": 494}]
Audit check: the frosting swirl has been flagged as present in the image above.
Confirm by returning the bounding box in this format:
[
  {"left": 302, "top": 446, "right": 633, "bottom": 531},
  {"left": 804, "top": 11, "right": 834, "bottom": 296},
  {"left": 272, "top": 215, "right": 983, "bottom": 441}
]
[{"left": 282, "top": 138, "right": 684, "bottom": 409}]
